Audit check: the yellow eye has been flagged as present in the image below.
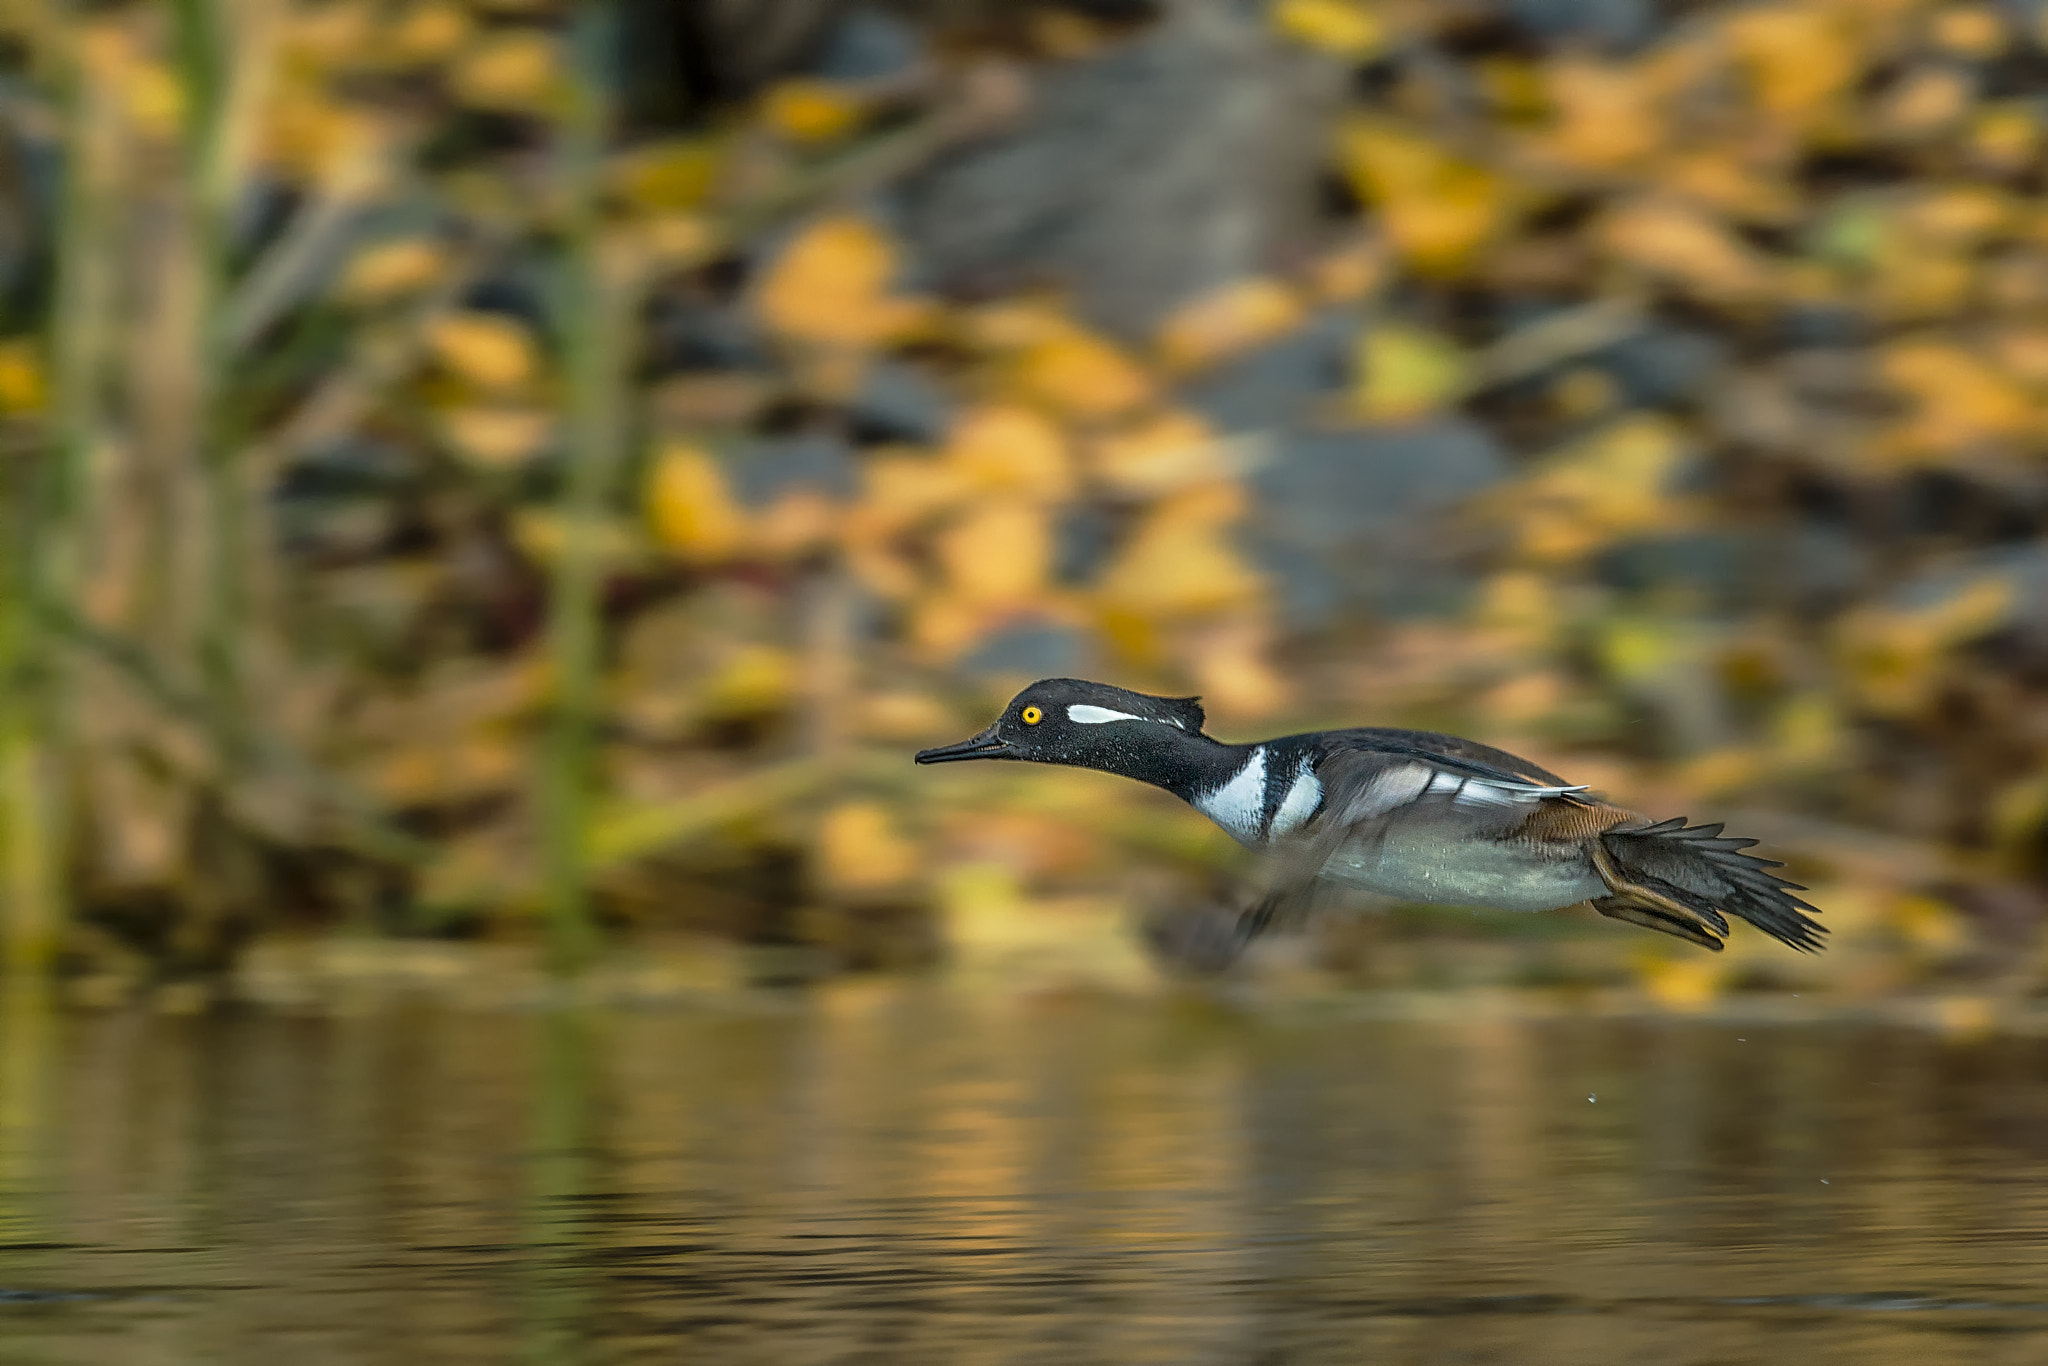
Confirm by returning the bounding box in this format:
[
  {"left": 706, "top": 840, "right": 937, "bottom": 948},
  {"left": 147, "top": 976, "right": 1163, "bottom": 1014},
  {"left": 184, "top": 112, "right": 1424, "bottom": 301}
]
[{"left": 1021, "top": 706, "right": 1043, "bottom": 725}]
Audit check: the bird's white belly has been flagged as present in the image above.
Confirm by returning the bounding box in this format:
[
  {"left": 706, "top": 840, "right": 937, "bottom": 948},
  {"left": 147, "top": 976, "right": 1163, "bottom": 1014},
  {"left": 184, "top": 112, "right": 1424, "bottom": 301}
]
[{"left": 1322, "top": 832, "right": 1605, "bottom": 913}]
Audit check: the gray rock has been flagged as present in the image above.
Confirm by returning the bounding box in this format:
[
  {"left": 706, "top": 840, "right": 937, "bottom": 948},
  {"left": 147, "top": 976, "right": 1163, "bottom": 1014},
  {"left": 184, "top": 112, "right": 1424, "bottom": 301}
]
[
  {"left": 847, "top": 358, "right": 953, "bottom": 444},
  {"left": 959, "top": 621, "right": 1086, "bottom": 678},
  {"left": 726, "top": 432, "right": 859, "bottom": 506},
  {"left": 1246, "top": 419, "right": 1511, "bottom": 624},
  {"left": 1510, "top": 0, "right": 1655, "bottom": 48},
  {"left": 1599, "top": 327, "right": 1725, "bottom": 408},
  {"left": 810, "top": 4, "right": 924, "bottom": 81},
  {"left": 892, "top": 0, "right": 1345, "bottom": 334},
  {"left": 1183, "top": 309, "right": 1356, "bottom": 432}
]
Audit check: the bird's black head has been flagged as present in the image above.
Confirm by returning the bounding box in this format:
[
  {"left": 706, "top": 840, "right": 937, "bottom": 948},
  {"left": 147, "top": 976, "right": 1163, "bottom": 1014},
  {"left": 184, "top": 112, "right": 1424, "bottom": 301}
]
[{"left": 914, "top": 679, "right": 1209, "bottom": 769}]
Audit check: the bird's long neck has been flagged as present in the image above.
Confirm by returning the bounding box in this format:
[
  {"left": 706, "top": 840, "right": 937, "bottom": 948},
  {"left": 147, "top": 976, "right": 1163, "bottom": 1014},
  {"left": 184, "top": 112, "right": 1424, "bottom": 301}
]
[
  {"left": 1069, "top": 727, "right": 1256, "bottom": 806},
  {"left": 1089, "top": 733, "right": 1327, "bottom": 847}
]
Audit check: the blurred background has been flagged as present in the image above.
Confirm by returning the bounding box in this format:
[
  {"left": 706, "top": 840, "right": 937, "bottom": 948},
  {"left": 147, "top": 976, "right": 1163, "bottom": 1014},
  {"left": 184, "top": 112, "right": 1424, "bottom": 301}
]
[
  {"left": 0, "top": 1, "right": 2047, "bottom": 1359},
  {"left": 2, "top": 0, "right": 2044, "bottom": 1004}
]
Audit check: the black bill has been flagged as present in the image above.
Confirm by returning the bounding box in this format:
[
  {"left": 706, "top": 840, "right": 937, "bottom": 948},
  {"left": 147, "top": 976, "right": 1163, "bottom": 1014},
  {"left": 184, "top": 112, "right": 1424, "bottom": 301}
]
[{"left": 914, "top": 725, "right": 1011, "bottom": 763}]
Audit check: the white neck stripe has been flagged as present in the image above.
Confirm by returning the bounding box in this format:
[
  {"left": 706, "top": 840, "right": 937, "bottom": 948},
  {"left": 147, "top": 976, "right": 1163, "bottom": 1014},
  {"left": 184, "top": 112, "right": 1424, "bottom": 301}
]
[{"left": 1194, "top": 745, "right": 1267, "bottom": 845}]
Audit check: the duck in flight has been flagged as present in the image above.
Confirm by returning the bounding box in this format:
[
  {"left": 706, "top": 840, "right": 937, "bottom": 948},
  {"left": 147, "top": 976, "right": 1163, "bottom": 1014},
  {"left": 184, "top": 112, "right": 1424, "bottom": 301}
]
[{"left": 915, "top": 678, "right": 1823, "bottom": 954}]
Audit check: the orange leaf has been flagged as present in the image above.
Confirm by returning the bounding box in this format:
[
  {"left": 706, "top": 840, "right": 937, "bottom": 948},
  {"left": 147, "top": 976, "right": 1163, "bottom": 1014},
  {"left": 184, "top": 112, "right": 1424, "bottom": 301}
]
[
  {"left": 936, "top": 502, "right": 1051, "bottom": 606},
  {"left": 1010, "top": 330, "right": 1155, "bottom": 419},
  {"left": 761, "top": 79, "right": 864, "bottom": 145},
  {"left": 1155, "top": 278, "right": 1303, "bottom": 373},
  {"left": 756, "top": 214, "right": 916, "bottom": 348},
  {"left": 1338, "top": 120, "right": 1511, "bottom": 275},
  {"left": 1597, "top": 198, "right": 1771, "bottom": 302},
  {"left": 1092, "top": 410, "right": 1230, "bottom": 495},
  {"left": 428, "top": 312, "right": 538, "bottom": 390},
  {"left": 942, "top": 404, "right": 1073, "bottom": 499},
  {"left": 1726, "top": 6, "right": 1860, "bottom": 119},
  {"left": 1097, "top": 484, "right": 1263, "bottom": 618}
]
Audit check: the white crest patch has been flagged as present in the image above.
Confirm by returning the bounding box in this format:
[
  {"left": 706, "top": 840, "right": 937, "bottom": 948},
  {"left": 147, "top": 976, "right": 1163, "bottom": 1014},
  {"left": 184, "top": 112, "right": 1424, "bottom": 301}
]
[
  {"left": 1269, "top": 762, "right": 1322, "bottom": 837},
  {"left": 1195, "top": 746, "right": 1268, "bottom": 845},
  {"left": 1067, "top": 704, "right": 1179, "bottom": 728}
]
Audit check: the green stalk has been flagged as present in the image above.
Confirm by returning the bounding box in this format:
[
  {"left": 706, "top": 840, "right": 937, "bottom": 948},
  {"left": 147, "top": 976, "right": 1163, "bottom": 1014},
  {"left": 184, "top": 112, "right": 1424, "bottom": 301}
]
[
  {"left": 0, "top": 17, "right": 115, "bottom": 976},
  {"left": 538, "top": 4, "right": 624, "bottom": 975},
  {"left": 169, "top": 0, "right": 246, "bottom": 756}
]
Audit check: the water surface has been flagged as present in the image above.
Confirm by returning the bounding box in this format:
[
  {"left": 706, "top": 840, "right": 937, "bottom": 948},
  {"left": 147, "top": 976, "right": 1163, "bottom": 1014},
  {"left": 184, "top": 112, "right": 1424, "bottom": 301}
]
[{"left": 0, "top": 986, "right": 2043, "bottom": 1364}]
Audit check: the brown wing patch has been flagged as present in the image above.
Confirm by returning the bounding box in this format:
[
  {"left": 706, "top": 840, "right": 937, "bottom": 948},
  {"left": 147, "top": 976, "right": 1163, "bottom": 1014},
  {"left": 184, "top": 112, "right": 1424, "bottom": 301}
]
[{"left": 1513, "top": 799, "right": 1642, "bottom": 846}]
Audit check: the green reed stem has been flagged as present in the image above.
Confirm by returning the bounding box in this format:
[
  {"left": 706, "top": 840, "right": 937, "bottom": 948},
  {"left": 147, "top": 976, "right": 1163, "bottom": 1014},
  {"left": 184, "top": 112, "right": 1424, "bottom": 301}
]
[
  {"left": 0, "top": 17, "right": 116, "bottom": 976},
  {"left": 170, "top": 0, "right": 247, "bottom": 752},
  {"left": 539, "top": 4, "right": 624, "bottom": 975}
]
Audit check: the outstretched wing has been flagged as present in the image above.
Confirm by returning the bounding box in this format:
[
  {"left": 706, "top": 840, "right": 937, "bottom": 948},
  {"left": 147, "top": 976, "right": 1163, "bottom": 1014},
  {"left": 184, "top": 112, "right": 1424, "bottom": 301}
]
[{"left": 1233, "top": 739, "right": 1591, "bottom": 941}]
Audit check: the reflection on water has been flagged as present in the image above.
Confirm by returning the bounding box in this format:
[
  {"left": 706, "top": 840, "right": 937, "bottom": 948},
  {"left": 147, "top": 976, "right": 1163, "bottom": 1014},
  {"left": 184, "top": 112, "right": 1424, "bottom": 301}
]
[{"left": 0, "top": 985, "right": 2043, "bottom": 1364}]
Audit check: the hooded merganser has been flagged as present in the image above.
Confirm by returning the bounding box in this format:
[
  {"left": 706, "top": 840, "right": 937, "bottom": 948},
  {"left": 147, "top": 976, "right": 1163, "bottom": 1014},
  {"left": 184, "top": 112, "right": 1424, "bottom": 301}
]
[{"left": 915, "top": 678, "right": 1823, "bottom": 953}]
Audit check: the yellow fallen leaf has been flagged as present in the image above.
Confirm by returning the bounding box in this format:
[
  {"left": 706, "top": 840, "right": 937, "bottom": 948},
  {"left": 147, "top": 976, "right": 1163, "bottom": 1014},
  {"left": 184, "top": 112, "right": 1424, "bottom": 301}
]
[
  {"left": 1097, "top": 484, "right": 1264, "bottom": 618},
  {"left": 1889, "top": 894, "right": 1968, "bottom": 952},
  {"left": 1834, "top": 576, "right": 2012, "bottom": 714},
  {"left": 428, "top": 312, "right": 538, "bottom": 390},
  {"left": 1338, "top": 119, "right": 1511, "bottom": 275},
  {"left": 754, "top": 488, "right": 838, "bottom": 560},
  {"left": 388, "top": 1, "right": 471, "bottom": 62},
  {"left": 645, "top": 443, "right": 748, "bottom": 562},
  {"left": 614, "top": 140, "right": 721, "bottom": 210},
  {"left": 1882, "top": 67, "right": 1971, "bottom": 135},
  {"left": 440, "top": 406, "right": 553, "bottom": 467},
  {"left": 1513, "top": 415, "right": 1689, "bottom": 562},
  {"left": 1657, "top": 153, "right": 1799, "bottom": 222},
  {"left": 907, "top": 592, "right": 983, "bottom": 660},
  {"left": 341, "top": 239, "right": 447, "bottom": 300},
  {"left": 1543, "top": 59, "right": 1662, "bottom": 169},
  {"left": 1970, "top": 104, "right": 2040, "bottom": 171},
  {"left": 756, "top": 214, "right": 917, "bottom": 348},
  {"left": 450, "top": 30, "right": 561, "bottom": 113},
  {"left": 936, "top": 502, "right": 1050, "bottom": 606},
  {"left": 1309, "top": 235, "right": 1390, "bottom": 303},
  {"left": 1272, "top": 0, "right": 1385, "bottom": 57},
  {"left": 1189, "top": 618, "right": 1290, "bottom": 718},
  {"left": 817, "top": 802, "right": 919, "bottom": 895},
  {"left": 958, "top": 298, "right": 1077, "bottom": 352},
  {"left": 943, "top": 404, "right": 1072, "bottom": 499},
  {"left": 1473, "top": 571, "right": 1563, "bottom": 648},
  {"left": 1902, "top": 185, "right": 2011, "bottom": 246},
  {"left": 1597, "top": 197, "right": 1771, "bottom": 302},
  {"left": 857, "top": 453, "right": 971, "bottom": 533},
  {"left": 1093, "top": 410, "right": 1230, "bottom": 495},
  {"left": 1930, "top": 4, "right": 2008, "bottom": 58},
  {"left": 639, "top": 213, "right": 720, "bottom": 268},
  {"left": 762, "top": 79, "right": 864, "bottom": 145},
  {"left": 284, "top": 3, "right": 377, "bottom": 63},
  {"left": 1638, "top": 953, "right": 1724, "bottom": 1009},
  {"left": 1010, "top": 329, "right": 1155, "bottom": 419},
  {"left": 124, "top": 59, "right": 184, "bottom": 137},
  {"left": 1992, "top": 327, "right": 2048, "bottom": 386},
  {"left": 701, "top": 644, "right": 794, "bottom": 719},
  {"left": 1868, "top": 237, "right": 1974, "bottom": 322},
  {"left": 1354, "top": 324, "right": 1468, "bottom": 421},
  {"left": 0, "top": 340, "right": 46, "bottom": 413},
  {"left": 1726, "top": 6, "right": 1859, "bottom": 119},
  {"left": 1989, "top": 770, "right": 2048, "bottom": 855},
  {"left": 1880, "top": 339, "right": 2038, "bottom": 458},
  {"left": 1155, "top": 278, "right": 1303, "bottom": 373},
  {"left": 1772, "top": 691, "right": 1845, "bottom": 770}
]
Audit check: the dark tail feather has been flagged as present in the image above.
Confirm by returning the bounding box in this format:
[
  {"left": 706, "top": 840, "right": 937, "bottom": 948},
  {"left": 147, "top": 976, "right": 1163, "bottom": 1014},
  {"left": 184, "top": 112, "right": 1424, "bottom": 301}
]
[{"left": 1594, "top": 818, "right": 1826, "bottom": 953}]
